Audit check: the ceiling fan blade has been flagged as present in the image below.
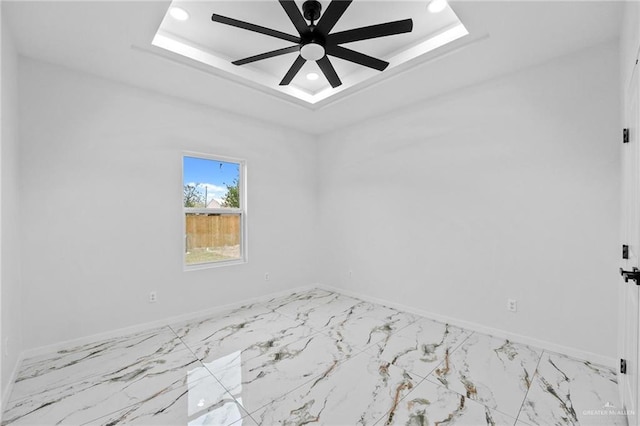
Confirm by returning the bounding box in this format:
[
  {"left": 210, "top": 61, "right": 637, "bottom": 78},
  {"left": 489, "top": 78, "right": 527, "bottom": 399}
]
[
  {"left": 279, "top": 0, "right": 309, "bottom": 35},
  {"left": 328, "top": 19, "right": 413, "bottom": 45},
  {"left": 211, "top": 13, "right": 300, "bottom": 44},
  {"left": 317, "top": 56, "right": 342, "bottom": 88},
  {"left": 233, "top": 45, "right": 300, "bottom": 66},
  {"left": 280, "top": 55, "right": 307, "bottom": 85},
  {"left": 326, "top": 45, "right": 388, "bottom": 71},
  {"left": 315, "top": 0, "right": 353, "bottom": 35}
]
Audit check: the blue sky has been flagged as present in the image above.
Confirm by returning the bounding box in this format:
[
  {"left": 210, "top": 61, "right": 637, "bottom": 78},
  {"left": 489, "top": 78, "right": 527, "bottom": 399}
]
[{"left": 183, "top": 156, "right": 239, "bottom": 203}]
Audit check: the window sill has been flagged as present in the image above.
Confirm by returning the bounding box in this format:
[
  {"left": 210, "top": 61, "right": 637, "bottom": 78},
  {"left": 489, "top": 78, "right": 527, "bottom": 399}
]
[{"left": 183, "top": 258, "right": 247, "bottom": 272}]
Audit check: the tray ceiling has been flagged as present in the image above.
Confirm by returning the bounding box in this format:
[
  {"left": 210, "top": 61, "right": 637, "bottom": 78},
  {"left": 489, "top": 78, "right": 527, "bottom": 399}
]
[
  {"left": 3, "top": 1, "right": 623, "bottom": 134},
  {"left": 153, "top": 1, "right": 468, "bottom": 106}
]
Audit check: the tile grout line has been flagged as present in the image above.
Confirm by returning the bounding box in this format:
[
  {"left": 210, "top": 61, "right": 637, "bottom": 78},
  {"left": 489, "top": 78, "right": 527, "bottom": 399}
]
[
  {"left": 155, "top": 326, "right": 239, "bottom": 424},
  {"left": 421, "top": 330, "right": 476, "bottom": 387},
  {"left": 166, "top": 323, "right": 258, "bottom": 424},
  {"left": 368, "top": 322, "right": 478, "bottom": 425},
  {"left": 367, "top": 316, "right": 464, "bottom": 425},
  {"left": 76, "top": 325, "right": 207, "bottom": 426},
  {"left": 419, "top": 330, "right": 540, "bottom": 425},
  {"left": 513, "top": 349, "right": 545, "bottom": 425},
  {"left": 372, "top": 374, "right": 432, "bottom": 426},
  {"left": 416, "top": 329, "right": 476, "bottom": 387},
  {"left": 167, "top": 311, "right": 292, "bottom": 425}
]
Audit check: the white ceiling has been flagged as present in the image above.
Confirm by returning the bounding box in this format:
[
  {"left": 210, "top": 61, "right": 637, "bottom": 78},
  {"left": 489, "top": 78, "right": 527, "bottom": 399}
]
[{"left": 4, "top": 1, "right": 623, "bottom": 135}]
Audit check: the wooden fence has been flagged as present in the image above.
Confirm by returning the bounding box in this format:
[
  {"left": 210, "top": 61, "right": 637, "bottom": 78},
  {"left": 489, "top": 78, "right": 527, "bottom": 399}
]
[{"left": 185, "top": 214, "right": 240, "bottom": 250}]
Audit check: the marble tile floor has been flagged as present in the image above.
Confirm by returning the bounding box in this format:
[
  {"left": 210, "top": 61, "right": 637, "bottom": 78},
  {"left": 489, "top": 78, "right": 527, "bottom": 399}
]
[{"left": 1, "top": 288, "right": 627, "bottom": 426}]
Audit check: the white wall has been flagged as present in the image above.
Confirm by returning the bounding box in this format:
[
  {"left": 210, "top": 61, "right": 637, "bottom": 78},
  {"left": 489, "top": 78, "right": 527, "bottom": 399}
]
[
  {"left": 1, "top": 4, "right": 23, "bottom": 406},
  {"left": 18, "top": 58, "right": 318, "bottom": 350},
  {"left": 317, "top": 41, "right": 620, "bottom": 361},
  {"left": 12, "top": 35, "right": 621, "bottom": 366}
]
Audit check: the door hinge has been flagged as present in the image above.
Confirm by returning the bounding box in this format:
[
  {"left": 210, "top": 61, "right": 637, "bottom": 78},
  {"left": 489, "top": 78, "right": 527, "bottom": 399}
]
[
  {"left": 623, "top": 245, "right": 629, "bottom": 259},
  {"left": 624, "top": 128, "right": 630, "bottom": 143},
  {"left": 621, "top": 358, "right": 627, "bottom": 374}
]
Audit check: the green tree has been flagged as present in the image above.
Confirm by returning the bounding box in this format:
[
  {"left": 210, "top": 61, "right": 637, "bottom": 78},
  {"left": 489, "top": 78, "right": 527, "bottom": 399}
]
[
  {"left": 221, "top": 178, "right": 239, "bottom": 208},
  {"left": 184, "top": 183, "right": 205, "bottom": 207}
]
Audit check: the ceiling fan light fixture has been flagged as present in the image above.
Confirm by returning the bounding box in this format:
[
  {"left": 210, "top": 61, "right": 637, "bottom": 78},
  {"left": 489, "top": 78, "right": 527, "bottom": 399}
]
[
  {"left": 427, "top": 0, "right": 448, "bottom": 14},
  {"left": 300, "top": 43, "right": 325, "bottom": 61},
  {"left": 169, "top": 7, "right": 190, "bottom": 21},
  {"left": 306, "top": 72, "right": 320, "bottom": 81}
]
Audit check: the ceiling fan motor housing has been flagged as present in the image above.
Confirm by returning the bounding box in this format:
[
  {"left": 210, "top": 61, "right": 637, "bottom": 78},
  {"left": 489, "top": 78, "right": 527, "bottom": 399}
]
[{"left": 302, "top": 0, "right": 322, "bottom": 22}]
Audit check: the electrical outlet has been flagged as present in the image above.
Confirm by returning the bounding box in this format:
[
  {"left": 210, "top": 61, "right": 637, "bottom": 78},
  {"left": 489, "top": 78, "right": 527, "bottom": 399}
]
[
  {"left": 265, "top": 272, "right": 270, "bottom": 281},
  {"left": 149, "top": 291, "right": 158, "bottom": 303},
  {"left": 348, "top": 270, "right": 353, "bottom": 279},
  {"left": 507, "top": 299, "right": 517, "bottom": 312}
]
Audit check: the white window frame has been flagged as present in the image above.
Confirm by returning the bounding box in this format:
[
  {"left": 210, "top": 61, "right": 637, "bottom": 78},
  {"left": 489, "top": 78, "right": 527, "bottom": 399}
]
[{"left": 182, "top": 152, "right": 247, "bottom": 270}]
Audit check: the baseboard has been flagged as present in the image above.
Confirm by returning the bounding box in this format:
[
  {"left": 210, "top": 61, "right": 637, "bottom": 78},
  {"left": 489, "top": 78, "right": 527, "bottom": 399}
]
[
  {"left": 20, "top": 283, "right": 316, "bottom": 361},
  {"left": 317, "top": 283, "right": 617, "bottom": 369}
]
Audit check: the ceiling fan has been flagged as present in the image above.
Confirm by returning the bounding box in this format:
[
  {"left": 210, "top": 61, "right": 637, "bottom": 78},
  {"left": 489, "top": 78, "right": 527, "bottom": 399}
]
[{"left": 211, "top": 0, "right": 413, "bottom": 88}]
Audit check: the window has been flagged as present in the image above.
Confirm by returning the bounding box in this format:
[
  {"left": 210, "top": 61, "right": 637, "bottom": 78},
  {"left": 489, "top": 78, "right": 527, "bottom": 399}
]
[{"left": 183, "top": 154, "right": 246, "bottom": 268}]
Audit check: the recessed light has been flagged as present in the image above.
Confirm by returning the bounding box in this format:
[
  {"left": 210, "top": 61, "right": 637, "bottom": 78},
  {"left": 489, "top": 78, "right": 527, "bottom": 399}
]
[
  {"left": 427, "top": 0, "right": 448, "bottom": 13},
  {"left": 169, "top": 7, "right": 190, "bottom": 21},
  {"left": 306, "top": 72, "right": 319, "bottom": 81}
]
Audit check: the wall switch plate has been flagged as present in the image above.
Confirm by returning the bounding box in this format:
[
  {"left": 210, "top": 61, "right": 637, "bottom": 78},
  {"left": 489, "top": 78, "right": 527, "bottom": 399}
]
[{"left": 507, "top": 299, "right": 517, "bottom": 312}]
